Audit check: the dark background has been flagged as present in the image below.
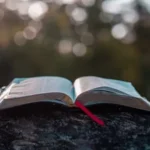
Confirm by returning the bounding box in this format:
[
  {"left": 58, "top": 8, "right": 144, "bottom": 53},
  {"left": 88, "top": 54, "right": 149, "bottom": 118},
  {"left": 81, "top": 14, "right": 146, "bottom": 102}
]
[{"left": 0, "top": 0, "right": 150, "bottom": 99}]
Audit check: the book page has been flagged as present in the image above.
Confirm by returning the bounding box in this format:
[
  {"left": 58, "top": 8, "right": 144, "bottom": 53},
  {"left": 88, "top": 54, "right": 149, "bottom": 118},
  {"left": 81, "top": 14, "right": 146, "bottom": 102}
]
[
  {"left": 74, "top": 76, "right": 142, "bottom": 99},
  {"left": 0, "top": 82, "right": 16, "bottom": 102},
  {"left": 6, "top": 77, "right": 74, "bottom": 101}
]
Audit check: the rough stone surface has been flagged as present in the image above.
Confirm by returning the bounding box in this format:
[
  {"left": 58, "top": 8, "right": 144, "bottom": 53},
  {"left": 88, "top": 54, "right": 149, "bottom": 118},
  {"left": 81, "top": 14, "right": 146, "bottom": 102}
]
[{"left": 0, "top": 103, "right": 150, "bottom": 150}]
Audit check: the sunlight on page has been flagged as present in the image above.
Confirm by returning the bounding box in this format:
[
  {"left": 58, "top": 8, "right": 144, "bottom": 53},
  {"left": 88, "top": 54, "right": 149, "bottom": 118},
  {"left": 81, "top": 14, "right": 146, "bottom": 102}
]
[
  {"left": 74, "top": 76, "right": 142, "bottom": 98},
  {"left": 7, "top": 77, "right": 74, "bottom": 100}
]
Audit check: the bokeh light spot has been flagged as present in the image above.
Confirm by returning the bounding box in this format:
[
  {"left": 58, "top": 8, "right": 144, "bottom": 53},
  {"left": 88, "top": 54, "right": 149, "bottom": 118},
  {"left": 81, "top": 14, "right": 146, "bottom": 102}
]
[
  {"left": 58, "top": 40, "right": 72, "bottom": 54},
  {"left": 5, "top": 0, "right": 18, "bottom": 11},
  {"left": 81, "top": 0, "right": 95, "bottom": 7},
  {"left": 14, "top": 31, "right": 26, "bottom": 46},
  {"left": 28, "top": 1, "right": 48, "bottom": 21},
  {"left": 71, "top": 7, "right": 87, "bottom": 23},
  {"left": 17, "top": 1, "right": 30, "bottom": 15},
  {"left": 101, "top": 0, "right": 134, "bottom": 14},
  {"left": 0, "top": 0, "right": 5, "bottom": 3},
  {"left": 111, "top": 23, "right": 128, "bottom": 40},
  {"left": 73, "top": 43, "right": 87, "bottom": 57},
  {"left": 62, "top": 0, "right": 76, "bottom": 5},
  {"left": 101, "top": 0, "right": 122, "bottom": 14},
  {"left": 122, "top": 10, "right": 139, "bottom": 24},
  {"left": 23, "top": 26, "right": 37, "bottom": 40}
]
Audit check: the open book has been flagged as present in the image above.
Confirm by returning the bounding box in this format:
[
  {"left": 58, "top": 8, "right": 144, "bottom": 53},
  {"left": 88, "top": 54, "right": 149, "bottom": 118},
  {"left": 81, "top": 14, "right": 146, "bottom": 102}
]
[{"left": 0, "top": 76, "right": 150, "bottom": 111}]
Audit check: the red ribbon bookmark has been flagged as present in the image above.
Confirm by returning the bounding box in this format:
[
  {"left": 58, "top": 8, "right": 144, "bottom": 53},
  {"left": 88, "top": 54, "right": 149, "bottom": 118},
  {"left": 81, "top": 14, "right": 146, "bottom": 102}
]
[{"left": 75, "top": 101, "right": 105, "bottom": 126}]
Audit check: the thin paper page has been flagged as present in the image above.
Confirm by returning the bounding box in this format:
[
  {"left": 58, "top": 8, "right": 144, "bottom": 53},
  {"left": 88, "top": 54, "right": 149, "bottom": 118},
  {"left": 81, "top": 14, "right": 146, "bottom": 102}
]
[
  {"left": 74, "top": 76, "right": 142, "bottom": 98},
  {"left": 0, "top": 82, "right": 16, "bottom": 101},
  {"left": 7, "top": 77, "right": 74, "bottom": 100}
]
